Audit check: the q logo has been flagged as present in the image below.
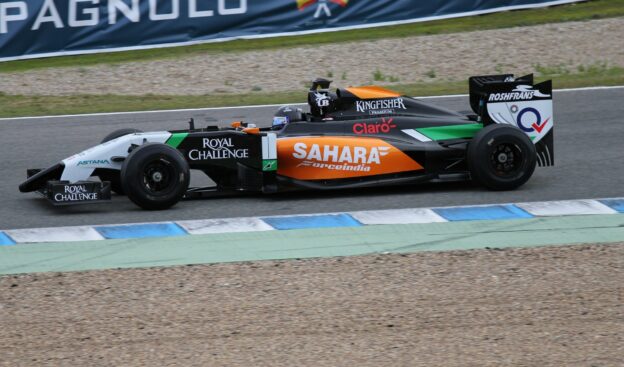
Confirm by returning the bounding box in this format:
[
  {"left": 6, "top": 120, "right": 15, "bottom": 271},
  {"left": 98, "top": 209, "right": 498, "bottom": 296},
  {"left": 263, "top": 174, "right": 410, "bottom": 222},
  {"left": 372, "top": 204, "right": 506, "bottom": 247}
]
[{"left": 516, "top": 107, "right": 541, "bottom": 133}]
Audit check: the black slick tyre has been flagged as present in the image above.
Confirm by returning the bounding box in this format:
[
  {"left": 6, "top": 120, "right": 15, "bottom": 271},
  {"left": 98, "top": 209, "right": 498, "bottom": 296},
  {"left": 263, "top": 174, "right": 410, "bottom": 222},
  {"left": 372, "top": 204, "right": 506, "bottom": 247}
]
[
  {"left": 467, "top": 124, "right": 536, "bottom": 191},
  {"left": 98, "top": 128, "right": 142, "bottom": 195},
  {"left": 121, "top": 143, "right": 190, "bottom": 210}
]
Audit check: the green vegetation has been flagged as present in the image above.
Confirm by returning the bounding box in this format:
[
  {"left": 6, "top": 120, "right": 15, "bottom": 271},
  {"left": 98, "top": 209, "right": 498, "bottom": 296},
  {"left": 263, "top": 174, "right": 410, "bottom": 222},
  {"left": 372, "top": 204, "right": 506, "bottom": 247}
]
[
  {"left": 2, "top": 66, "right": 622, "bottom": 118},
  {"left": 534, "top": 63, "right": 573, "bottom": 75},
  {"left": 373, "top": 69, "right": 384, "bottom": 81},
  {"left": 1, "top": 0, "right": 623, "bottom": 73},
  {"left": 372, "top": 69, "right": 400, "bottom": 82},
  {"left": 533, "top": 61, "right": 612, "bottom": 76}
]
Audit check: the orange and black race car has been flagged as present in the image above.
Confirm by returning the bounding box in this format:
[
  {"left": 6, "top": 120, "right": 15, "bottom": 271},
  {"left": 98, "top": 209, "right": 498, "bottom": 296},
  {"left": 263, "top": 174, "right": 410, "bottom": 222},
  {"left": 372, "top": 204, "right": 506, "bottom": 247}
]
[{"left": 20, "top": 74, "right": 554, "bottom": 210}]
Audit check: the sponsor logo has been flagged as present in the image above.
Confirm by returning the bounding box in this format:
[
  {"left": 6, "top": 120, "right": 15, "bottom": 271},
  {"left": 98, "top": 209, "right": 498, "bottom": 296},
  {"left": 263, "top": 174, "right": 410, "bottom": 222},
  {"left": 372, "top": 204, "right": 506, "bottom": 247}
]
[
  {"left": 277, "top": 137, "right": 423, "bottom": 180},
  {"left": 515, "top": 107, "right": 550, "bottom": 133},
  {"left": 368, "top": 109, "right": 394, "bottom": 115},
  {"left": 314, "top": 92, "right": 330, "bottom": 107},
  {"left": 296, "top": 160, "right": 371, "bottom": 172},
  {"left": 356, "top": 98, "right": 406, "bottom": 114},
  {"left": 54, "top": 185, "right": 98, "bottom": 202},
  {"left": 297, "top": 0, "right": 348, "bottom": 18},
  {"left": 262, "top": 159, "right": 278, "bottom": 172},
  {"left": 1, "top": 0, "right": 248, "bottom": 35},
  {"left": 77, "top": 159, "right": 110, "bottom": 166},
  {"left": 293, "top": 142, "right": 390, "bottom": 164},
  {"left": 352, "top": 118, "right": 396, "bottom": 135},
  {"left": 488, "top": 85, "right": 551, "bottom": 102},
  {"left": 293, "top": 142, "right": 390, "bottom": 173},
  {"left": 189, "top": 137, "right": 249, "bottom": 160}
]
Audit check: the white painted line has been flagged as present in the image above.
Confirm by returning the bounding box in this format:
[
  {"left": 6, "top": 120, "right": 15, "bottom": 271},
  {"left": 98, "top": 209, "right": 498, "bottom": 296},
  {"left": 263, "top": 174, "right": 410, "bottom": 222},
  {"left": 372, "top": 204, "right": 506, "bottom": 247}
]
[
  {"left": 1, "top": 85, "right": 622, "bottom": 122},
  {"left": 0, "top": 103, "right": 297, "bottom": 121},
  {"left": 176, "top": 217, "right": 275, "bottom": 235},
  {"left": 415, "top": 86, "right": 624, "bottom": 99},
  {"left": 515, "top": 199, "right": 618, "bottom": 217},
  {"left": 554, "top": 85, "right": 624, "bottom": 93},
  {"left": 350, "top": 208, "right": 447, "bottom": 225},
  {"left": 414, "top": 94, "right": 467, "bottom": 99},
  {"left": 5, "top": 226, "right": 105, "bottom": 244}
]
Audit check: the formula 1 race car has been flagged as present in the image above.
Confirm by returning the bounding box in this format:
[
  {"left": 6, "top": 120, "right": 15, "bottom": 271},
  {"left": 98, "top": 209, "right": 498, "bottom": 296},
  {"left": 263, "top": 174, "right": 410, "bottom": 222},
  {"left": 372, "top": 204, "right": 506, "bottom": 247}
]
[{"left": 20, "top": 74, "right": 554, "bottom": 210}]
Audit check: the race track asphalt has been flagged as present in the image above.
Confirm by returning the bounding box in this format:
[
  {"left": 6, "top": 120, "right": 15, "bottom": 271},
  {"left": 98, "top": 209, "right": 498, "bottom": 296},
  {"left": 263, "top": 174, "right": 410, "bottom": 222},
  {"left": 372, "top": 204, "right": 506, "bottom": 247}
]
[{"left": 1, "top": 88, "right": 623, "bottom": 230}]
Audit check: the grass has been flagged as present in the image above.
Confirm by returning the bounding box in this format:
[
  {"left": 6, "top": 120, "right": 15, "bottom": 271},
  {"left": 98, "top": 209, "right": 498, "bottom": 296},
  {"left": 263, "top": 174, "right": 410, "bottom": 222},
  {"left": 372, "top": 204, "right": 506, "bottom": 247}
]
[
  {"left": 373, "top": 69, "right": 385, "bottom": 82},
  {"left": 1, "top": 66, "right": 622, "bottom": 118},
  {"left": 1, "top": 0, "right": 623, "bottom": 73},
  {"left": 373, "top": 69, "right": 400, "bottom": 82}
]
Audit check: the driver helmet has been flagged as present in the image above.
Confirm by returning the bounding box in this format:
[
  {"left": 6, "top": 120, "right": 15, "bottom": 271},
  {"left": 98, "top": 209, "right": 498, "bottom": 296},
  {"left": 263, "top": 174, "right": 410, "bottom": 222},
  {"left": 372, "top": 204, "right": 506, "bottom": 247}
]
[{"left": 273, "top": 106, "right": 303, "bottom": 128}]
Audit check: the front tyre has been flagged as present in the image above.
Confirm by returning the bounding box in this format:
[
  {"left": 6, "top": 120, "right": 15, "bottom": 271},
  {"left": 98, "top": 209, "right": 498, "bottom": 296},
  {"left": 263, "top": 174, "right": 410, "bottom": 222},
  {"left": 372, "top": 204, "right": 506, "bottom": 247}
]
[
  {"left": 468, "top": 124, "right": 536, "bottom": 191},
  {"left": 121, "top": 143, "right": 190, "bottom": 210},
  {"left": 99, "top": 128, "right": 142, "bottom": 195}
]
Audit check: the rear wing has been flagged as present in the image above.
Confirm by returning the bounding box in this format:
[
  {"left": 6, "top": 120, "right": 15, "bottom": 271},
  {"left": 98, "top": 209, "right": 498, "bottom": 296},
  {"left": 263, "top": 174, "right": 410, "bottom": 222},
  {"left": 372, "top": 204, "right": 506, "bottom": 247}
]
[{"left": 469, "top": 74, "right": 554, "bottom": 167}]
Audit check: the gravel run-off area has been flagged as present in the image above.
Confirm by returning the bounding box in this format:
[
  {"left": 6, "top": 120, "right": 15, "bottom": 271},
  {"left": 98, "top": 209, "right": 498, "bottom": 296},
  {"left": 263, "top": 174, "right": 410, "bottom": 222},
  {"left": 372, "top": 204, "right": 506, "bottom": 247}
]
[
  {"left": 1, "top": 243, "right": 623, "bottom": 366},
  {"left": 1, "top": 17, "right": 623, "bottom": 96}
]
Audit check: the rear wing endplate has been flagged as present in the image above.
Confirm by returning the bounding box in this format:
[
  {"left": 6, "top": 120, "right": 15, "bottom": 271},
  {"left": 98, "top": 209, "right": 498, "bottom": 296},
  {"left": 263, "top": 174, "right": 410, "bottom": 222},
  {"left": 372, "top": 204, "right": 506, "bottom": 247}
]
[{"left": 468, "top": 74, "right": 554, "bottom": 166}]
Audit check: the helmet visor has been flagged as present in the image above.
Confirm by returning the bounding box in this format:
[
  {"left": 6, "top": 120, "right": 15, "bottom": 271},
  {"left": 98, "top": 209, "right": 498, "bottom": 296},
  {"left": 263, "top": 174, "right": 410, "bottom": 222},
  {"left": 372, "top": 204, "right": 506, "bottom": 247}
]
[{"left": 273, "top": 116, "right": 289, "bottom": 127}]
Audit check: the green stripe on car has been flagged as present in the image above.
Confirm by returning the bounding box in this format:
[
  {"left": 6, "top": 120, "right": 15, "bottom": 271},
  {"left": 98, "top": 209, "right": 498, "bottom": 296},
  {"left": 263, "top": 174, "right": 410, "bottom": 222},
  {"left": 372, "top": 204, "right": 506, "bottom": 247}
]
[
  {"left": 263, "top": 159, "right": 277, "bottom": 172},
  {"left": 416, "top": 123, "right": 483, "bottom": 141},
  {"left": 165, "top": 132, "right": 189, "bottom": 148}
]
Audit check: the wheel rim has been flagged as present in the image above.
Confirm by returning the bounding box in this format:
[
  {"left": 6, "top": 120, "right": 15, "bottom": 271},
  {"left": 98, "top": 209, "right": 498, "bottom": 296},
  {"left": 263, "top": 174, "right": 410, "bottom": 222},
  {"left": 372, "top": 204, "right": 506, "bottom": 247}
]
[
  {"left": 489, "top": 142, "right": 524, "bottom": 178},
  {"left": 140, "top": 158, "right": 176, "bottom": 195}
]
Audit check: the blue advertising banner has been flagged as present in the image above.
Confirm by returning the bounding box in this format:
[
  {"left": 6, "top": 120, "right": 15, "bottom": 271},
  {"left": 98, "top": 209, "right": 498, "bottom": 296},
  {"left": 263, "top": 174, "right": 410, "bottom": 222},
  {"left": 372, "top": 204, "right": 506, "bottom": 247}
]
[{"left": 0, "top": 0, "right": 581, "bottom": 61}]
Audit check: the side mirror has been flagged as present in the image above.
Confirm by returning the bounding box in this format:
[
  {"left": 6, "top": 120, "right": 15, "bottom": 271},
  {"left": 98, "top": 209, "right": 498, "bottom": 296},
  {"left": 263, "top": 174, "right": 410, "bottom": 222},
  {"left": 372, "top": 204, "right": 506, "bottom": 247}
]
[{"left": 310, "top": 78, "right": 332, "bottom": 91}]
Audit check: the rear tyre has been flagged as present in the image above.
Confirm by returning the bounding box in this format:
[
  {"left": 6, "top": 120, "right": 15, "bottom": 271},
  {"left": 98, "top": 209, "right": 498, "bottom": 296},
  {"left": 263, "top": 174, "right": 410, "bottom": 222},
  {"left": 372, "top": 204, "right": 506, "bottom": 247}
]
[
  {"left": 98, "top": 128, "right": 142, "bottom": 195},
  {"left": 468, "top": 124, "right": 536, "bottom": 191},
  {"left": 121, "top": 143, "right": 190, "bottom": 210}
]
